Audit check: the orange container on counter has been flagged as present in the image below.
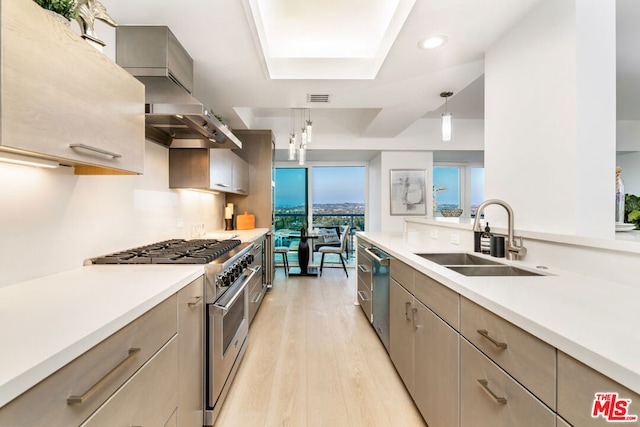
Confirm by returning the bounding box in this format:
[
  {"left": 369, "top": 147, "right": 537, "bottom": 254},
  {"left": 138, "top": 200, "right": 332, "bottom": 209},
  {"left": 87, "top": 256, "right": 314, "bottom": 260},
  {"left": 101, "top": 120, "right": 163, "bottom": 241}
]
[{"left": 236, "top": 211, "right": 255, "bottom": 230}]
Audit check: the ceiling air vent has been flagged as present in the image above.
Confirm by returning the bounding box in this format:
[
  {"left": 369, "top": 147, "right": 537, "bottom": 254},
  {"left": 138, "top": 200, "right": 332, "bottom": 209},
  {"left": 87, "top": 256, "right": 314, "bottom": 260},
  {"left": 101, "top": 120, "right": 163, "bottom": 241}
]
[{"left": 307, "top": 94, "right": 331, "bottom": 103}]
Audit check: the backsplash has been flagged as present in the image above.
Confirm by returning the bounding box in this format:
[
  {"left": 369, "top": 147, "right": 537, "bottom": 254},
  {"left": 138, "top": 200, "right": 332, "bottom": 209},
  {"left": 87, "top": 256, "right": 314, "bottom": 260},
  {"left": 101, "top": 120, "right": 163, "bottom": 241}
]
[{"left": 0, "top": 141, "right": 225, "bottom": 288}]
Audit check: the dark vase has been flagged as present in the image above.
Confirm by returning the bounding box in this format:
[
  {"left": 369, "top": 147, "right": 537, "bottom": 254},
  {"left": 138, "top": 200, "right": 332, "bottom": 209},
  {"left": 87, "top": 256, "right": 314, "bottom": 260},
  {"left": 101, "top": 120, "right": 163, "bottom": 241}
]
[{"left": 298, "top": 228, "right": 309, "bottom": 274}]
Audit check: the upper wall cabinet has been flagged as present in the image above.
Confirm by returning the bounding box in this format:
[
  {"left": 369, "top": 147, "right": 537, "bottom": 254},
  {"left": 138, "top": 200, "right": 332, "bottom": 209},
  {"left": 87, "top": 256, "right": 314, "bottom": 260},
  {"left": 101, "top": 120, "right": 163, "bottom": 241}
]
[
  {"left": 169, "top": 148, "right": 249, "bottom": 195},
  {"left": 0, "top": 0, "right": 145, "bottom": 174}
]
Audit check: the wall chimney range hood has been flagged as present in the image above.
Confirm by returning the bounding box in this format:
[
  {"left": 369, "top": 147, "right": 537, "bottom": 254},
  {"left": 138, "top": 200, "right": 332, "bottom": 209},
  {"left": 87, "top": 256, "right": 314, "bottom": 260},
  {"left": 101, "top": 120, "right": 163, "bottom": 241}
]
[{"left": 115, "top": 26, "right": 241, "bottom": 150}]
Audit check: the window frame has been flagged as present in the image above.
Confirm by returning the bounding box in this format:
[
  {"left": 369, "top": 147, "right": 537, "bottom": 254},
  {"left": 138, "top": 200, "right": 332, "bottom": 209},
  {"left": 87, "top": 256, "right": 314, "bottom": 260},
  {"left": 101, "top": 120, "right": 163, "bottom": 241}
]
[{"left": 433, "top": 162, "right": 484, "bottom": 217}]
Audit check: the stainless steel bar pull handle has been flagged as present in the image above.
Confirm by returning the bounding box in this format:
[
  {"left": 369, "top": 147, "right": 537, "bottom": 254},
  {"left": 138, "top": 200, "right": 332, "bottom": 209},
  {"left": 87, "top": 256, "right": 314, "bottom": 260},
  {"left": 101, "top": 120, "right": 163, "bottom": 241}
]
[
  {"left": 477, "top": 329, "right": 508, "bottom": 349},
  {"left": 412, "top": 307, "right": 419, "bottom": 330},
  {"left": 67, "top": 348, "right": 141, "bottom": 404},
  {"left": 405, "top": 302, "right": 412, "bottom": 321},
  {"left": 357, "top": 265, "right": 370, "bottom": 273},
  {"left": 69, "top": 143, "right": 122, "bottom": 159},
  {"left": 477, "top": 379, "right": 507, "bottom": 404},
  {"left": 188, "top": 296, "right": 203, "bottom": 307},
  {"left": 357, "top": 291, "right": 369, "bottom": 301},
  {"left": 214, "top": 183, "right": 230, "bottom": 188}
]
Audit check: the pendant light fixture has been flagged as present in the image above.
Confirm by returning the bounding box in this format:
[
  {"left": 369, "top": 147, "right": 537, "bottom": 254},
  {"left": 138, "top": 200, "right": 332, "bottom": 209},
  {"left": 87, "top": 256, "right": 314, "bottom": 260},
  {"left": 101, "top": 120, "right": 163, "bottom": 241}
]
[
  {"left": 288, "top": 108, "right": 312, "bottom": 165},
  {"left": 305, "top": 109, "right": 313, "bottom": 143},
  {"left": 288, "top": 109, "right": 297, "bottom": 160},
  {"left": 440, "top": 91, "right": 453, "bottom": 142}
]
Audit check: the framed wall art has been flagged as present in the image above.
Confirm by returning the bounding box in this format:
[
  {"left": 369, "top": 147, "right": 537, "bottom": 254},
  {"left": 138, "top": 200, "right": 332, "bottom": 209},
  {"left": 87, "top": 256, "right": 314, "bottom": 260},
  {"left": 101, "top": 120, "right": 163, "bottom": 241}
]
[{"left": 390, "top": 169, "right": 426, "bottom": 215}]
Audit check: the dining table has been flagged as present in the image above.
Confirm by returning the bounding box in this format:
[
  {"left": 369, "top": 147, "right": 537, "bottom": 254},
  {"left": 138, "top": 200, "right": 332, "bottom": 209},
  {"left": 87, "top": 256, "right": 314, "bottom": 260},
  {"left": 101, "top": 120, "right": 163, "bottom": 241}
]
[{"left": 285, "top": 230, "right": 321, "bottom": 277}]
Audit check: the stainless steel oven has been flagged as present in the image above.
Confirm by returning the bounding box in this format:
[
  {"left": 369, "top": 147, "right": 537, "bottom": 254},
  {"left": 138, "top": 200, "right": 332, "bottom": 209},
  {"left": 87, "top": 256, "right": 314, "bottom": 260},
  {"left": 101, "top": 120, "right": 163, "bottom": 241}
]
[
  {"left": 206, "top": 265, "right": 257, "bottom": 424},
  {"left": 86, "top": 238, "right": 256, "bottom": 427}
]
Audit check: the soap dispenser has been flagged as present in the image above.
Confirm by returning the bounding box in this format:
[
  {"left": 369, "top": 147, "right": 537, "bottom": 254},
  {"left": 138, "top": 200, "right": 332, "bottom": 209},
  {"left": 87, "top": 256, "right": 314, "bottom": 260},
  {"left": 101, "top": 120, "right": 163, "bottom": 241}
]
[{"left": 480, "top": 223, "right": 492, "bottom": 254}]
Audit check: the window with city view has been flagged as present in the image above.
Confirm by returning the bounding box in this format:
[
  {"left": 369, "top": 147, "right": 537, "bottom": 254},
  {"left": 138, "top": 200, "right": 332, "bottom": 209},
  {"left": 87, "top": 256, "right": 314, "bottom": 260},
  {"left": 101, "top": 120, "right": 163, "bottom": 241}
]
[
  {"left": 433, "top": 165, "right": 485, "bottom": 216},
  {"left": 311, "top": 166, "right": 365, "bottom": 232},
  {"left": 274, "top": 166, "right": 365, "bottom": 232},
  {"left": 274, "top": 168, "right": 308, "bottom": 232}
]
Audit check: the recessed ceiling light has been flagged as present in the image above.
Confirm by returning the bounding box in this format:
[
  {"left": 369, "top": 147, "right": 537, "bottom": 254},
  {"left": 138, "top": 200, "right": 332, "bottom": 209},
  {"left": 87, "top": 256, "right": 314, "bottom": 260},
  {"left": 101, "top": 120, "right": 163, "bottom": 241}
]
[{"left": 418, "top": 34, "right": 449, "bottom": 50}]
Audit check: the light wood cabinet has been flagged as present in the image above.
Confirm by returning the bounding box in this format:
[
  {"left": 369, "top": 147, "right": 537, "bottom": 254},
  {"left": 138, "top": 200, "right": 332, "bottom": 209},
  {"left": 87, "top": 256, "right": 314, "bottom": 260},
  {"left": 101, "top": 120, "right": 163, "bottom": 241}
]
[
  {"left": 413, "top": 299, "right": 459, "bottom": 427},
  {"left": 209, "top": 149, "right": 233, "bottom": 191},
  {"left": 177, "top": 277, "right": 204, "bottom": 427},
  {"left": 390, "top": 257, "right": 415, "bottom": 294},
  {"left": 1, "top": 0, "right": 145, "bottom": 174},
  {"left": 81, "top": 337, "right": 178, "bottom": 426},
  {"left": 557, "top": 415, "right": 572, "bottom": 427},
  {"left": 232, "top": 153, "right": 249, "bottom": 194},
  {"left": 169, "top": 148, "right": 249, "bottom": 195},
  {"left": 557, "top": 351, "right": 640, "bottom": 426},
  {"left": 460, "top": 297, "right": 556, "bottom": 409},
  {"left": 390, "top": 278, "right": 415, "bottom": 395},
  {"left": 0, "top": 277, "right": 208, "bottom": 427},
  {"left": 389, "top": 259, "right": 460, "bottom": 426},
  {"left": 226, "top": 129, "right": 275, "bottom": 229},
  {"left": 356, "top": 240, "right": 373, "bottom": 322},
  {"left": 460, "top": 338, "right": 555, "bottom": 427},
  {"left": 0, "top": 294, "right": 177, "bottom": 426}
]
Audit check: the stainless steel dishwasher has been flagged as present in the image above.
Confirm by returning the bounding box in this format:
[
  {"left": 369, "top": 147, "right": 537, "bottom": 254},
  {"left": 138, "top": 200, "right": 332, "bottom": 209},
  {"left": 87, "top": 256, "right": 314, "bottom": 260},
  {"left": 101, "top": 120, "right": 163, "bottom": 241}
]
[{"left": 366, "top": 246, "right": 391, "bottom": 353}]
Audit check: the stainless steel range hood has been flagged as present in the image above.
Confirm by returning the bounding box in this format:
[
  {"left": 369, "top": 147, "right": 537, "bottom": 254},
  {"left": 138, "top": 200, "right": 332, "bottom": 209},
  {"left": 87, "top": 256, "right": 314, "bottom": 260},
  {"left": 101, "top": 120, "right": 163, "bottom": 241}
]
[{"left": 115, "top": 26, "right": 241, "bottom": 149}]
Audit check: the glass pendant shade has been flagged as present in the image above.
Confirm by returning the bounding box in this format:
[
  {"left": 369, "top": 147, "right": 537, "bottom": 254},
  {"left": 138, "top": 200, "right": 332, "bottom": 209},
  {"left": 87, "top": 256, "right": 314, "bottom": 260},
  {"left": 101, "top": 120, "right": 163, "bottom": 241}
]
[
  {"left": 442, "top": 112, "right": 452, "bottom": 141},
  {"left": 298, "top": 147, "right": 306, "bottom": 165},
  {"left": 306, "top": 121, "right": 313, "bottom": 143},
  {"left": 288, "top": 135, "right": 296, "bottom": 160}
]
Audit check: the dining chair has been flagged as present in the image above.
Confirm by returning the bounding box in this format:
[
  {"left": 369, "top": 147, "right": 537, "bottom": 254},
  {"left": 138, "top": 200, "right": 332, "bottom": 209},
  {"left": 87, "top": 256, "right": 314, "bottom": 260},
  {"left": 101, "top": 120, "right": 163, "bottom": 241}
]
[{"left": 318, "top": 225, "right": 350, "bottom": 277}]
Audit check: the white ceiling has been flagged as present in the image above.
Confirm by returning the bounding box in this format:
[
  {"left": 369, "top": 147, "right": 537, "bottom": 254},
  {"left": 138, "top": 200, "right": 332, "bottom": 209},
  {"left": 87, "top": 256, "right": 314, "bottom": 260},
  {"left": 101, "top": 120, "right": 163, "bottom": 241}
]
[{"left": 97, "top": 0, "right": 634, "bottom": 160}]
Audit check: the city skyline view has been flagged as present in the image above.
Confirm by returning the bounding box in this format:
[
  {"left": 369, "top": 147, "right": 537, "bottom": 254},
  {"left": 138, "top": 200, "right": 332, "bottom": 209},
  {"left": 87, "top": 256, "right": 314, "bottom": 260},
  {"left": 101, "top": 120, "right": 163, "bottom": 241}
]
[{"left": 275, "top": 166, "right": 365, "bottom": 207}]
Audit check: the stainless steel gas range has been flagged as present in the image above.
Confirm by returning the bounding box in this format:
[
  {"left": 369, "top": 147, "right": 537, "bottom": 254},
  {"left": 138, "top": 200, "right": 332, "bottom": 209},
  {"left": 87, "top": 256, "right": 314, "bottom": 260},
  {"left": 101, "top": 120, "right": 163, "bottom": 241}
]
[{"left": 86, "top": 238, "right": 262, "bottom": 426}]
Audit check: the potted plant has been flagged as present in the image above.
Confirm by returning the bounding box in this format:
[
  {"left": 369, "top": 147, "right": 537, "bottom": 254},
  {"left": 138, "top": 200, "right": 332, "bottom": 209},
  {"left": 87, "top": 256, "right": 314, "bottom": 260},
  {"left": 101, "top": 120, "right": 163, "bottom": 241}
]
[{"left": 33, "top": 0, "right": 77, "bottom": 25}]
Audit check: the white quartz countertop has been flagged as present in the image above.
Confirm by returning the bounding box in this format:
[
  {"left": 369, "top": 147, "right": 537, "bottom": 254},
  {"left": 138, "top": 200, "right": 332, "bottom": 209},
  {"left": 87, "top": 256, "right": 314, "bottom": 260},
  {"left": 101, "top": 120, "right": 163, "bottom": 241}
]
[
  {"left": 0, "top": 265, "right": 204, "bottom": 407},
  {"left": 358, "top": 231, "right": 640, "bottom": 395},
  {"left": 0, "top": 229, "right": 271, "bottom": 408}
]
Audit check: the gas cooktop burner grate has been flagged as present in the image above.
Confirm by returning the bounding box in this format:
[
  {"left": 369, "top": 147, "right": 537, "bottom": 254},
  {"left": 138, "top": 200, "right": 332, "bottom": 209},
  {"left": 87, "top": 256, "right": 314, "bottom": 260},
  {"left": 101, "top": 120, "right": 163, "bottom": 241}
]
[{"left": 92, "top": 239, "right": 242, "bottom": 264}]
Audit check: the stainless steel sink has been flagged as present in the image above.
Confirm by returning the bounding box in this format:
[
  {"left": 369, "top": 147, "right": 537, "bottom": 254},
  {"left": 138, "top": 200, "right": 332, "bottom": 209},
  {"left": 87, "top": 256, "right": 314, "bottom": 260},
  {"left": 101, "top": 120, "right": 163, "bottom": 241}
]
[
  {"left": 446, "top": 265, "right": 546, "bottom": 277},
  {"left": 416, "top": 253, "right": 502, "bottom": 266}
]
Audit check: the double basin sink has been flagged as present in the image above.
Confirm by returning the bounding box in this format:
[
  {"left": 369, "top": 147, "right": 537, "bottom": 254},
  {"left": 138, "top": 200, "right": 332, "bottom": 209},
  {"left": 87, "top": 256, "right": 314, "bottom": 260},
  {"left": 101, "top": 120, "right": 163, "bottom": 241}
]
[{"left": 416, "top": 253, "right": 547, "bottom": 277}]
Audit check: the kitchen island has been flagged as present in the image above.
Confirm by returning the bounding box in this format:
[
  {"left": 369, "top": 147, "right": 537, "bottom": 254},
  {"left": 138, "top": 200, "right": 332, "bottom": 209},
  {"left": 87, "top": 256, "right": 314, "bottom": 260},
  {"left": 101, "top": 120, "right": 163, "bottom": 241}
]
[{"left": 358, "top": 230, "right": 640, "bottom": 395}]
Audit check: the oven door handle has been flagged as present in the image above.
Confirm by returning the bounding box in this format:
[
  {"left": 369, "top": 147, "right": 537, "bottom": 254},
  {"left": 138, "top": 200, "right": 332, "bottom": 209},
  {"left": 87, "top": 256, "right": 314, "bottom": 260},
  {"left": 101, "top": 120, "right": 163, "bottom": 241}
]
[{"left": 212, "top": 269, "right": 256, "bottom": 315}]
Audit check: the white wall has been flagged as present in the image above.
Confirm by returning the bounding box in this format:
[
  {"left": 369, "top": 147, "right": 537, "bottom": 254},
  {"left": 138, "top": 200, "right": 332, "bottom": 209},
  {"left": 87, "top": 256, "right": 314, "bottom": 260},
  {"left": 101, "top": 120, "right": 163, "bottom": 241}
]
[
  {"left": 377, "top": 151, "right": 434, "bottom": 232},
  {"left": 368, "top": 154, "right": 382, "bottom": 231},
  {"left": 484, "top": 0, "right": 616, "bottom": 238},
  {"left": 618, "top": 121, "right": 640, "bottom": 151},
  {"left": 0, "top": 141, "right": 225, "bottom": 287}
]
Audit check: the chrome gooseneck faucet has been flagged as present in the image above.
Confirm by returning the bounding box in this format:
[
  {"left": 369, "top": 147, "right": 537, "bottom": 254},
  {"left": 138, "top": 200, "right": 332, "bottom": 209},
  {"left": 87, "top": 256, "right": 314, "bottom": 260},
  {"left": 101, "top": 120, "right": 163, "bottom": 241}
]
[{"left": 472, "top": 199, "right": 527, "bottom": 260}]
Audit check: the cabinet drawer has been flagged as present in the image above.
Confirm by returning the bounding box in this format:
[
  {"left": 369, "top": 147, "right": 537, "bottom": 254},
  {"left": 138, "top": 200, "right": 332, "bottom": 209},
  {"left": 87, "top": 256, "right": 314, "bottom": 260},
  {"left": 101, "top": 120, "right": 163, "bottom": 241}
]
[
  {"left": 0, "top": 295, "right": 177, "bottom": 426},
  {"left": 414, "top": 271, "right": 459, "bottom": 330},
  {"left": 390, "top": 258, "right": 414, "bottom": 294},
  {"left": 460, "top": 297, "right": 556, "bottom": 409},
  {"left": 357, "top": 276, "right": 372, "bottom": 322},
  {"left": 177, "top": 277, "right": 204, "bottom": 427},
  {"left": 81, "top": 336, "right": 179, "bottom": 426},
  {"left": 357, "top": 248, "right": 372, "bottom": 286},
  {"left": 460, "top": 338, "right": 555, "bottom": 427},
  {"left": 557, "top": 351, "right": 640, "bottom": 426}
]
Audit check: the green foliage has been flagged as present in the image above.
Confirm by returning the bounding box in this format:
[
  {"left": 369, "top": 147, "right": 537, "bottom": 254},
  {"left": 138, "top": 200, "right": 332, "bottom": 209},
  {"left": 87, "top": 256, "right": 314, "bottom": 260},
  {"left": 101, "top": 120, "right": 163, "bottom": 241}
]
[
  {"left": 34, "top": 0, "right": 77, "bottom": 20},
  {"left": 625, "top": 194, "right": 640, "bottom": 229}
]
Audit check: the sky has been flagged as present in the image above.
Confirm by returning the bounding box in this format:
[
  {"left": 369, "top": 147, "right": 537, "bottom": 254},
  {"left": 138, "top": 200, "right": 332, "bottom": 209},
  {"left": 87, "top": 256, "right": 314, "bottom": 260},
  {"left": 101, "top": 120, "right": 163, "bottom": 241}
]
[{"left": 275, "top": 166, "right": 365, "bottom": 207}]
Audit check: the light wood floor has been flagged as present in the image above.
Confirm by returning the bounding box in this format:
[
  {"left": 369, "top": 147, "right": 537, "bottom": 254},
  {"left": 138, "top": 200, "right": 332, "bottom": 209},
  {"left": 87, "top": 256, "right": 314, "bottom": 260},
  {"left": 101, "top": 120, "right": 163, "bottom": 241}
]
[{"left": 215, "top": 268, "right": 426, "bottom": 427}]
